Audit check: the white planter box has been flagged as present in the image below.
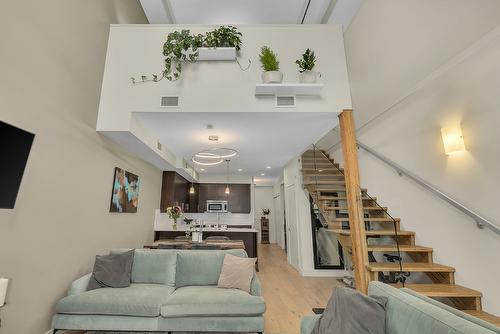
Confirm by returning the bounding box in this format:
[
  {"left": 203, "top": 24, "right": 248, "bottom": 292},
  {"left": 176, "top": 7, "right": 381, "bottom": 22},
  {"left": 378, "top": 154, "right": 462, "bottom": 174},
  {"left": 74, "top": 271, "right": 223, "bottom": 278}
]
[{"left": 190, "top": 47, "right": 237, "bottom": 61}]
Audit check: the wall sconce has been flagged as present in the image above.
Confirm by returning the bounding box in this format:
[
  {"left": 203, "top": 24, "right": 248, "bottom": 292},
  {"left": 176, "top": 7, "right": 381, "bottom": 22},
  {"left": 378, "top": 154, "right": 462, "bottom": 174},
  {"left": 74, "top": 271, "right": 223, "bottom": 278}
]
[
  {"left": 0, "top": 278, "right": 9, "bottom": 307},
  {"left": 441, "top": 125, "right": 466, "bottom": 155}
]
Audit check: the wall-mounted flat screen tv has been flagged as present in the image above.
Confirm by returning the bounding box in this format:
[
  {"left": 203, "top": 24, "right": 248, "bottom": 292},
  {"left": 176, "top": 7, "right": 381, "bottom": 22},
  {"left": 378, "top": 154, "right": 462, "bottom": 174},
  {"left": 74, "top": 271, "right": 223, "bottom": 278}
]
[{"left": 0, "top": 121, "right": 35, "bottom": 209}]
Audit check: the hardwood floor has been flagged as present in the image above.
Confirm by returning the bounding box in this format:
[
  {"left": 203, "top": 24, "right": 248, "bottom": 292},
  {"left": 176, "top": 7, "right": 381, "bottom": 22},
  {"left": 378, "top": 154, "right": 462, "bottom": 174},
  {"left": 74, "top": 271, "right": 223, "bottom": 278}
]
[{"left": 257, "top": 243, "right": 341, "bottom": 334}]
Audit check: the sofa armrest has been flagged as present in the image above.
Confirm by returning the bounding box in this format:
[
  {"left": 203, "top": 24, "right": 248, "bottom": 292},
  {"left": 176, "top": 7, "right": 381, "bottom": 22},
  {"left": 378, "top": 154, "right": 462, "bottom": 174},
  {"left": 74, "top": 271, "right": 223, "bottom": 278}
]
[
  {"left": 301, "top": 314, "right": 321, "bottom": 334},
  {"left": 68, "top": 273, "right": 92, "bottom": 295},
  {"left": 250, "top": 274, "right": 262, "bottom": 296}
]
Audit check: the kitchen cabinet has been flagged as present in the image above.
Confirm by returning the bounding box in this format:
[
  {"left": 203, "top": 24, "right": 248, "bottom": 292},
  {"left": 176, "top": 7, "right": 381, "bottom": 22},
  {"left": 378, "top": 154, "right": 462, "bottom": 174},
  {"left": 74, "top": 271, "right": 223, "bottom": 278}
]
[{"left": 161, "top": 173, "right": 250, "bottom": 214}]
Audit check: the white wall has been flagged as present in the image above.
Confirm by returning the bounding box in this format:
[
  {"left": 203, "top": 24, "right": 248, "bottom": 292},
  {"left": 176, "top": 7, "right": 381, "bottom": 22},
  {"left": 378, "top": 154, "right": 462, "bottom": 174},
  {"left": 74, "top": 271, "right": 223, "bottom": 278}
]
[
  {"left": 0, "top": 1, "right": 157, "bottom": 333},
  {"left": 96, "top": 24, "right": 352, "bottom": 172},
  {"left": 254, "top": 186, "right": 275, "bottom": 243},
  {"left": 324, "top": 0, "right": 500, "bottom": 314}
]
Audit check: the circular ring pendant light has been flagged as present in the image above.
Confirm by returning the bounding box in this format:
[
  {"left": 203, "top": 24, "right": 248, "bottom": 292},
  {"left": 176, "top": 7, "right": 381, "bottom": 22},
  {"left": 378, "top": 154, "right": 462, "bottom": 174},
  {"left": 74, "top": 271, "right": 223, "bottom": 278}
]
[
  {"left": 192, "top": 148, "right": 238, "bottom": 166},
  {"left": 192, "top": 152, "right": 223, "bottom": 166},
  {"left": 195, "top": 148, "right": 237, "bottom": 159}
]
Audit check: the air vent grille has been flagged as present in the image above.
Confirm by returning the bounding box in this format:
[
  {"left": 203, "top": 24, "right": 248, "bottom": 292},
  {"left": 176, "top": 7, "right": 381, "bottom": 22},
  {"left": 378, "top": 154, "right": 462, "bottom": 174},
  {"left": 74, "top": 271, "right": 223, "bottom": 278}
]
[
  {"left": 161, "top": 96, "right": 179, "bottom": 107},
  {"left": 276, "top": 96, "right": 296, "bottom": 107}
]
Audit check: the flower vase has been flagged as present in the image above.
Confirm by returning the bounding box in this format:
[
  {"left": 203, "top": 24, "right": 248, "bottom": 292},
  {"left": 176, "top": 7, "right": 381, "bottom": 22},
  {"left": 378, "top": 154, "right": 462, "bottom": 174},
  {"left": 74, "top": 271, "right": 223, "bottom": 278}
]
[{"left": 172, "top": 218, "right": 178, "bottom": 230}]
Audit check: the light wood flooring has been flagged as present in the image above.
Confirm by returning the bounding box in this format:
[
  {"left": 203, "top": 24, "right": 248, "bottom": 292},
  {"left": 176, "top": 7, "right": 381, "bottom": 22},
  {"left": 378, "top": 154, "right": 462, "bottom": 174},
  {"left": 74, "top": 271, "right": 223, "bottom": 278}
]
[{"left": 257, "top": 243, "right": 341, "bottom": 334}]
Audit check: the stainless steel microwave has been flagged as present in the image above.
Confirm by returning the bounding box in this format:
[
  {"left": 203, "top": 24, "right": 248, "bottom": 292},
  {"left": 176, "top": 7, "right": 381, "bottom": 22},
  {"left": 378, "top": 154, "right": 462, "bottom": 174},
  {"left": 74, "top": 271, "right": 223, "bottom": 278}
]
[{"left": 206, "top": 200, "right": 228, "bottom": 213}]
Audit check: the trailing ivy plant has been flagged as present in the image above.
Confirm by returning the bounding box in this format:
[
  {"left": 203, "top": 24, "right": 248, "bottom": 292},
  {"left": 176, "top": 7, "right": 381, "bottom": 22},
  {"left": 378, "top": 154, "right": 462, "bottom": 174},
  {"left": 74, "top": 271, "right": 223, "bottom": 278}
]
[
  {"left": 163, "top": 30, "right": 203, "bottom": 81},
  {"left": 204, "top": 25, "right": 242, "bottom": 51},
  {"left": 259, "top": 46, "right": 279, "bottom": 72},
  {"left": 295, "top": 48, "right": 316, "bottom": 72},
  {"left": 133, "top": 26, "right": 246, "bottom": 83}
]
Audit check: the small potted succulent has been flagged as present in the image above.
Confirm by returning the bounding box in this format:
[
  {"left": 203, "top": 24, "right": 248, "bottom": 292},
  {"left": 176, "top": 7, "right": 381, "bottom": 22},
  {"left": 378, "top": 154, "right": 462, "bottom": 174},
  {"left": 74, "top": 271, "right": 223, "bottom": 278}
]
[
  {"left": 166, "top": 205, "right": 183, "bottom": 230},
  {"left": 259, "top": 46, "right": 282, "bottom": 83},
  {"left": 296, "top": 48, "right": 319, "bottom": 83},
  {"left": 262, "top": 208, "right": 270, "bottom": 218}
]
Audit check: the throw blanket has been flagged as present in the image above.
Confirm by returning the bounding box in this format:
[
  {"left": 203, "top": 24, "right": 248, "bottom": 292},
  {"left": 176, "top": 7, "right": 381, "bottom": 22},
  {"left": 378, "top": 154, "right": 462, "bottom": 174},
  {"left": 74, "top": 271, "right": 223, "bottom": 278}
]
[{"left": 312, "top": 287, "right": 388, "bottom": 334}]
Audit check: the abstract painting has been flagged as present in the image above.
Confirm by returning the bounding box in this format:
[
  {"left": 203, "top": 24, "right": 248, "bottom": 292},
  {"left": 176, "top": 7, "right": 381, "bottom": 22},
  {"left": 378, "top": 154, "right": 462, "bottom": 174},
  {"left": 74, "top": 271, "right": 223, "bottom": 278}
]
[{"left": 110, "top": 167, "right": 140, "bottom": 213}]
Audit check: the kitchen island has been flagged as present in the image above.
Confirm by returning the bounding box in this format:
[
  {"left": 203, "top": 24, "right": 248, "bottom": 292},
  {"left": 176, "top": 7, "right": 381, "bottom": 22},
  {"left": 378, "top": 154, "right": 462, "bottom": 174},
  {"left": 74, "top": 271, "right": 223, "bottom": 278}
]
[{"left": 154, "top": 226, "right": 259, "bottom": 261}]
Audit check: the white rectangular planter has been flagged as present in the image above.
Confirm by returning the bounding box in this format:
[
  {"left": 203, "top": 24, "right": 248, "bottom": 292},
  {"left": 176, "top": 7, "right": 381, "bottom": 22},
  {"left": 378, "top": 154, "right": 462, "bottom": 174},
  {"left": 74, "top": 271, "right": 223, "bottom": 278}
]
[{"left": 197, "top": 47, "right": 236, "bottom": 61}]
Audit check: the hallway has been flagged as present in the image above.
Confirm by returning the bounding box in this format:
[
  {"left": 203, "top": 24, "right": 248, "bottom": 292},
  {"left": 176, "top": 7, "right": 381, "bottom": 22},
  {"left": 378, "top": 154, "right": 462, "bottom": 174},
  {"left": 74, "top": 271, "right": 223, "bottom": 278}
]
[{"left": 256, "top": 244, "right": 341, "bottom": 334}]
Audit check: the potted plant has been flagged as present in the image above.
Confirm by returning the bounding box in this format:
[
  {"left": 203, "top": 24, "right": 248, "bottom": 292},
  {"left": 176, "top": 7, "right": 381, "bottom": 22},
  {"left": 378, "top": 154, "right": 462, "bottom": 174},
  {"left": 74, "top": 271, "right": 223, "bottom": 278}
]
[
  {"left": 262, "top": 208, "right": 270, "bottom": 218},
  {"left": 166, "top": 205, "right": 183, "bottom": 230},
  {"left": 296, "top": 48, "right": 319, "bottom": 83},
  {"left": 259, "top": 46, "right": 282, "bottom": 83},
  {"left": 163, "top": 30, "right": 204, "bottom": 81},
  {"left": 204, "top": 25, "right": 242, "bottom": 50}
]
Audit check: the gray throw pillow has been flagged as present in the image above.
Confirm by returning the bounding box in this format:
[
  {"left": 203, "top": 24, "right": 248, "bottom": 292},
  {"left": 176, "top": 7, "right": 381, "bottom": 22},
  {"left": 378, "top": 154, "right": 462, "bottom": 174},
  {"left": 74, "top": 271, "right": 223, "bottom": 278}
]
[
  {"left": 87, "top": 249, "right": 135, "bottom": 291},
  {"left": 312, "top": 287, "right": 388, "bottom": 334}
]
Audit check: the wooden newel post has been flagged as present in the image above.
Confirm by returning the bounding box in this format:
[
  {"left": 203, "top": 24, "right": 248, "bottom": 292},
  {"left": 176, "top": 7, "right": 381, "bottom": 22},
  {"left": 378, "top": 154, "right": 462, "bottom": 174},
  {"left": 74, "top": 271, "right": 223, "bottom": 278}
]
[{"left": 339, "top": 109, "right": 370, "bottom": 294}]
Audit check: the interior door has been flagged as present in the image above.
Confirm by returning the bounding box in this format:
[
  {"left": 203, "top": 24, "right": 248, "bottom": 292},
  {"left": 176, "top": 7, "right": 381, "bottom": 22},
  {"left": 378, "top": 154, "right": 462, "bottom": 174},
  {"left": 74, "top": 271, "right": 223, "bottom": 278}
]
[
  {"left": 273, "top": 194, "right": 282, "bottom": 248},
  {"left": 285, "top": 185, "right": 299, "bottom": 270}
]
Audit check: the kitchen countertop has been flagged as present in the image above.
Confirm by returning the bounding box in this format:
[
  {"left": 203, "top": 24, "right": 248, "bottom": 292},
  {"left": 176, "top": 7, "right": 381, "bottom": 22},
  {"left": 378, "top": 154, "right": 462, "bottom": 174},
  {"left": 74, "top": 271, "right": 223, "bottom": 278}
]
[{"left": 154, "top": 225, "right": 258, "bottom": 233}]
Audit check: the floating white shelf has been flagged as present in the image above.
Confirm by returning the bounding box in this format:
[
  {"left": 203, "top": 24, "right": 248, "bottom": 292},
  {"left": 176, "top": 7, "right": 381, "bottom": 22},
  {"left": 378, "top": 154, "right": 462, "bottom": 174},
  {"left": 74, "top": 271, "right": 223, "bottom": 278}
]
[
  {"left": 254, "top": 83, "right": 324, "bottom": 96},
  {"left": 197, "top": 47, "right": 236, "bottom": 61}
]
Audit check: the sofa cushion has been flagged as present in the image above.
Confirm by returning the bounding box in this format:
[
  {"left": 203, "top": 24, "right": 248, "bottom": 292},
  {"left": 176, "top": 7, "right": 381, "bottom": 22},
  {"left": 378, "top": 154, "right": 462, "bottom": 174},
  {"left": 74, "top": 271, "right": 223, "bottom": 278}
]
[
  {"left": 87, "top": 250, "right": 134, "bottom": 290},
  {"left": 175, "top": 249, "right": 248, "bottom": 288},
  {"left": 161, "top": 286, "right": 265, "bottom": 318},
  {"left": 111, "top": 249, "right": 177, "bottom": 286},
  {"left": 368, "top": 281, "right": 497, "bottom": 334},
  {"left": 56, "top": 283, "right": 175, "bottom": 317}
]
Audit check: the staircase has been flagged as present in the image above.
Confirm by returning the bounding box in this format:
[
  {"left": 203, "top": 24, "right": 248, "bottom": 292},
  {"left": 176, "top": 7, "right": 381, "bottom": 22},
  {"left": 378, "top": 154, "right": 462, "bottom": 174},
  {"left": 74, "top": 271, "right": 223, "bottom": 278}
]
[{"left": 301, "top": 148, "right": 500, "bottom": 327}]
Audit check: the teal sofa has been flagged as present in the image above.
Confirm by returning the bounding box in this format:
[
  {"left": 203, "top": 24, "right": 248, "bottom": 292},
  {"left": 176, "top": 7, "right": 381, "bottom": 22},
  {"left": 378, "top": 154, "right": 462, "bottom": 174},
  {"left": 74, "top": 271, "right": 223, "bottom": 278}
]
[
  {"left": 301, "top": 281, "right": 500, "bottom": 334},
  {"left": 52, "top": 249, "right": 265, "bottom": 333}
]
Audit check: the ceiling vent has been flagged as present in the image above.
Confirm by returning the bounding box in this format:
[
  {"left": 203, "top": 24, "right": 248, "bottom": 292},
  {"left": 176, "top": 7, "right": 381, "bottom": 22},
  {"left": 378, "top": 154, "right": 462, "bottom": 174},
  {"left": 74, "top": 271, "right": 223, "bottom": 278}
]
[
  {"left": 161, "top": 96, "right": 179, "bottom": 108},
  {"left": 275, "top": 96, "right": 296, "bottom": 108}
]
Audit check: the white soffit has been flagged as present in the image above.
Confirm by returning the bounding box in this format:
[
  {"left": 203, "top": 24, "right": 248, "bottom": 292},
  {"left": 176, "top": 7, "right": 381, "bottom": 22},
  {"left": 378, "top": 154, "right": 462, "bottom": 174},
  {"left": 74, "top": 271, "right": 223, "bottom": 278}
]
[
  {"left": 139, "top": 0, "right": 363, "bottom": 25},
  {"left": 133, "top": 111, "right": 338, "bottom": 181}
]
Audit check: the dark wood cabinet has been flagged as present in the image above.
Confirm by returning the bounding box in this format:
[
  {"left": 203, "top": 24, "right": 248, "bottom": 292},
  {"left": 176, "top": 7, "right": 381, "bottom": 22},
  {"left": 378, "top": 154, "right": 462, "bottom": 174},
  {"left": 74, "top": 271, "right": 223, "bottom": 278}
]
[
  {"left": 161, "top": 174, "right": 251, "bottom": 214},
  {"left": 160, "top": 171, "right": 198, "bottom": 213},
  {"left": 228, "top": 184, "right": 251, "bottom": 213}
]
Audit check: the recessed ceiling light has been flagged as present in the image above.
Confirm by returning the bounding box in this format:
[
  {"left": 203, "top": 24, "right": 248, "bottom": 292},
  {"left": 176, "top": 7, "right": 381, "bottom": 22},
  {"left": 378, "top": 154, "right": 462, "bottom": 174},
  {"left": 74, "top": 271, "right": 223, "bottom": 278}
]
[
  {"left": 260, "top": 173, "right": 265, "bottom": 176},
  {"left": 266, "top": 166, "right": 271, "bottom": 169},
  {"left": 200, "top": 168, "right": 205, "bottom": 171},
  {"left": 237, "top": 168, "right": 243, "bottom": 172},
  {"left": 318, "top": 169, "right": 323, "bottom": 172}
]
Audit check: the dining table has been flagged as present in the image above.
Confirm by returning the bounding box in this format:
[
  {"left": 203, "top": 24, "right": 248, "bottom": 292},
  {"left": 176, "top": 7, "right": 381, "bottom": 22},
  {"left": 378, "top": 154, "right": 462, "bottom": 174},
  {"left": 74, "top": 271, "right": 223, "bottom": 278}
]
[{"left": 144, "top": 239, "right": 246, "bottom": 250}]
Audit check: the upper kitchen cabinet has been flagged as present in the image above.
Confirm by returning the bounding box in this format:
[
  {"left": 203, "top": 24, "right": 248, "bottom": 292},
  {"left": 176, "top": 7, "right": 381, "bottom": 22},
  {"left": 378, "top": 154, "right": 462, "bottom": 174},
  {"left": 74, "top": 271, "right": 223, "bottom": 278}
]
[
  {"left": 227, "top": 184, "right": 251, "bottom": 214},
  {"left": 198, "top": 183, "right": 251, "bottom": 214},
  {"left": 161, "top": 175, "right": 251, "bottom": 214}
]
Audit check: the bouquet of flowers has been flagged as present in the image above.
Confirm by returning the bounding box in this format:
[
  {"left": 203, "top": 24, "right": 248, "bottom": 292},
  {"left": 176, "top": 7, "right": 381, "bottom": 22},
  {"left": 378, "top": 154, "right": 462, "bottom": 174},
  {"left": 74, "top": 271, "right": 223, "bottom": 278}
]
[{"left": 166, "top": 205, "right": 183, "bottom": 229}]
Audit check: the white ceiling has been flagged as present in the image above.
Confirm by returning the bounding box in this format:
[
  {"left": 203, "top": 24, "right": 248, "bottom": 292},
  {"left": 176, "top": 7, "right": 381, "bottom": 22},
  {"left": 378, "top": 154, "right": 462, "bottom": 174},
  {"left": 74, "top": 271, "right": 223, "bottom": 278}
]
[
  {"left": 133, "top": 112, "right": 338, "bottom": 183},
  {"left": 139, "top": 0, "right": 363, "bottom": 26}
]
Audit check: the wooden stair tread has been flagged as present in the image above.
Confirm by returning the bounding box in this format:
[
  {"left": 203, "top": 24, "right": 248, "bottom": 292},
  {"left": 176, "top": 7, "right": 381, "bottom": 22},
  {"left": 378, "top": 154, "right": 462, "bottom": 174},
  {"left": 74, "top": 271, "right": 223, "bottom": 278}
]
[
  {"left": 367, "top": 245, "right": 432, "bottom": 252},
  {"left": 304, "top": 180, "right": 346, "bottom": 185},
  {"left": 367, "top": 262, "right": 455, "bottom": 273},
  {"left": 324, "top": 206, "right": 387, "bottom": 210},
  {"left": 332, "top": 217, "right": 400, "bottom": 222},
  {"left": 319, "top": 196, "right": 376, "bottom": 201},
  {"left": 463, "top": 310, "right": 500, "bottom": 327},
  {"left": 328, "top": 229, "right": 414, "bottom": 236},
  {"left": 401, "top": 284, "right": 481, "bottom": 297}
]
